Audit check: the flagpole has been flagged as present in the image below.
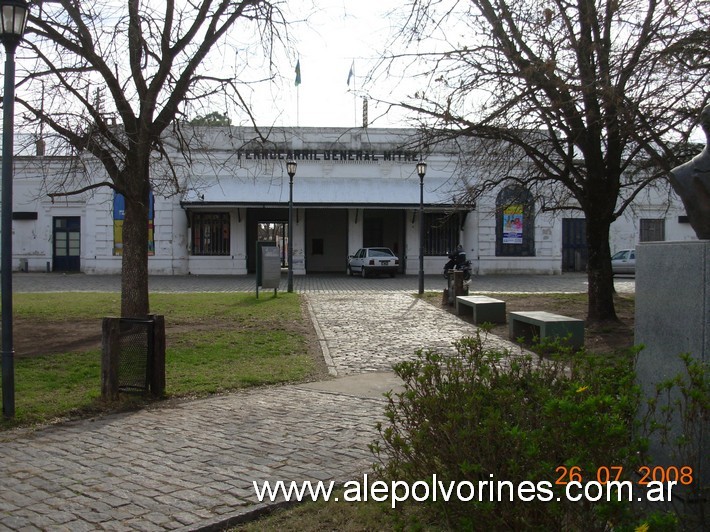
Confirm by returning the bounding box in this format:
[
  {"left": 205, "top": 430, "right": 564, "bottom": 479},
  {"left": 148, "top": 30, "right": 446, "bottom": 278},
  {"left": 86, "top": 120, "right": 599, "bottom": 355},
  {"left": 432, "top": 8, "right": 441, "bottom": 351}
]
[
  {"left": 353, "top": 71, "right": 357, "bottom": 127},
  {"left": 295, "top": 58, "right": 301, "bottom": 127},
  {"left": 353, "top": 61, "right": 357, "bottom": 127},
  {"left": 348, "top": 60, "right": 356, "bottom": 127}
]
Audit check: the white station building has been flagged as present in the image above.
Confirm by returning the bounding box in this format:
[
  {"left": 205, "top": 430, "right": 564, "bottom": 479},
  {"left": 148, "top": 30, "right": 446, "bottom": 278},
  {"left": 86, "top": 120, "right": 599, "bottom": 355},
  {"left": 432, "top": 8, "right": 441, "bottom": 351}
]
[{"left": 7, "top": 126, "right": 698, "bottom": 276}]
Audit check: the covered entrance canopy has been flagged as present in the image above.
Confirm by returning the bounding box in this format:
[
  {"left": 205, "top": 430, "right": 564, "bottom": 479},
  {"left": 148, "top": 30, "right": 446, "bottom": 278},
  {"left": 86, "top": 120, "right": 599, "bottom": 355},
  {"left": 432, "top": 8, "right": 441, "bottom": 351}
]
[
  {"left": 180, "top": 175, "right": 458, "bottom": 208},
  {"left": 181, "top": 173, "right": 459, "bottom": 274}
]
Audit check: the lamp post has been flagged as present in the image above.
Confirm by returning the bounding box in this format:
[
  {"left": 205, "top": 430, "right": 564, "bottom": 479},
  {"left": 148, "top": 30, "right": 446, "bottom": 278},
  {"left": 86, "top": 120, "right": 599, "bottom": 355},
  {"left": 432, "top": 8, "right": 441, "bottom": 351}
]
[
  {"left": 1, "top": 0, "right": 29, "bottom": 419},
  {"left": 286, "top": 160, "right": 297, "bottom": 293},
  {"left": 416, "top": 161, "right": 427, "bottom": 295}
]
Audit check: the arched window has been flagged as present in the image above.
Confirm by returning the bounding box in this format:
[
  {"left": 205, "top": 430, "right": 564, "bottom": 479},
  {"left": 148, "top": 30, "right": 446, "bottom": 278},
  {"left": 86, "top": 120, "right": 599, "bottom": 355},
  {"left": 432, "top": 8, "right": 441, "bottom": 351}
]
[{"left": 495, "top": 185, "right": 535, "bottom": 256}]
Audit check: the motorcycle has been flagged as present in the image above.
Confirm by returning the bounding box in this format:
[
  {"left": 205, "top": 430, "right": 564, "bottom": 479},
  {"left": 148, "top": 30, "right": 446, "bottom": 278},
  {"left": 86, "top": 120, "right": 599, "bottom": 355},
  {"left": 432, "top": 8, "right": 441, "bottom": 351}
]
[{"left": 443, "top": 250, "right": 472, "bottom": 281}]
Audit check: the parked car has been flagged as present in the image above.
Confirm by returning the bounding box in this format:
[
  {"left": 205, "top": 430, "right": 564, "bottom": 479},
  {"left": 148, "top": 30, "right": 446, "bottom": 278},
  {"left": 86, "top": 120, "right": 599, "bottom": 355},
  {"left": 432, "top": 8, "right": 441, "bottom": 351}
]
[
  {"left": 348, "top": 247, "right": 399, "bottom": 277},
  {"left": 611, "top": 249, "right": 635, "bottom": 275}
]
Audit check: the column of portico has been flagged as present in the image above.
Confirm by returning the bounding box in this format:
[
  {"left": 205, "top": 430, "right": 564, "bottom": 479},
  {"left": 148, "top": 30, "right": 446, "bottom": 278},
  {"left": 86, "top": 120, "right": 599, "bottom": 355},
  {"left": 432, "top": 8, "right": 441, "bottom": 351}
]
[
  {"left": 231, "top": 208, "right": 248, "bottom": 275},
  {"left": 347, "top": 209, "right": 363, "bottom": 257},
  {"left": 292, "top": 207, "right": 306, "bottom": 275}
]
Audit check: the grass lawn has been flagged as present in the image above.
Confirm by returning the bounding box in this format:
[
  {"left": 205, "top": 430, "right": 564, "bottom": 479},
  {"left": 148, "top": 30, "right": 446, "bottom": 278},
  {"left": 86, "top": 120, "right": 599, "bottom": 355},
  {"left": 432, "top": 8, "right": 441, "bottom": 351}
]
[
  {"left": 1, "top": 292, "right": 325, "bottom": 429},
  {"left": 231, "top": 488, "right": 404, "bottom": 532}
]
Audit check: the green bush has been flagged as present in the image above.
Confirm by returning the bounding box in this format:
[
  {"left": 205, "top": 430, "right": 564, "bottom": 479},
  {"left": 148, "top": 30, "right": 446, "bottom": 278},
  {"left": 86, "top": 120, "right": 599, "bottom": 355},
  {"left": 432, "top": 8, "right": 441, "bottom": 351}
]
[
  {"left": 371, "top": 333, "right": 643, "bottom": 530},
  {"left": 639, "top": 353, "right": 709, "bottom": 531}
]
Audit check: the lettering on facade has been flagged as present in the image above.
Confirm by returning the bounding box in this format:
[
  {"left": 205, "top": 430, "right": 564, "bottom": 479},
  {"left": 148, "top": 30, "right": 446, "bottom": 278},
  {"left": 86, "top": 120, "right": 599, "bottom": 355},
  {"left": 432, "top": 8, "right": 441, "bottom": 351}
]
[{"left": 235, "top": 149, "right": 419, "bottom": 162}]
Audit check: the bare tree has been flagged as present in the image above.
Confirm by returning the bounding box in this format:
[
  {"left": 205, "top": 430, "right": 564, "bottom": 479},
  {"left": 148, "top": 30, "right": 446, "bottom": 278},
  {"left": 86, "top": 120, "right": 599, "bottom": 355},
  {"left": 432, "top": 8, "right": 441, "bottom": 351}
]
[
  {"left": 18, "top": 0, "right": 289, "bottom": 317},
  {"left": 376, "top": 0, "right": 708, "bottom": 323}
]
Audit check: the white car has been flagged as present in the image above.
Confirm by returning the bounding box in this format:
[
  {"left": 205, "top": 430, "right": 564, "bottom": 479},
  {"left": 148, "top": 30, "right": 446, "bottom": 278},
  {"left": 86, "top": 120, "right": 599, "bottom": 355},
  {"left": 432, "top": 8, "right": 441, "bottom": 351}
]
[
  {"left": 347, "top": 247, "right": 399, "bottom": 278},
  {"left": 611, "top": 249, "right": 635, "bottom": 275}
]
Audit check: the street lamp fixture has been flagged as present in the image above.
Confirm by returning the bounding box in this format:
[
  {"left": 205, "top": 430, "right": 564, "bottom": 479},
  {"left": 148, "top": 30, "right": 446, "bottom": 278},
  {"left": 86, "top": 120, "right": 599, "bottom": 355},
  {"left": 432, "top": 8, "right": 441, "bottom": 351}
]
[
  {"left": 286, "top": 160, "right": 297, "bottom": 293},
  {"left": 0, "top": 0, "right": 28, "bottom": 42},
  {"left": 416, "top": 161, "right": 427, "bottom": 294},
  {"left": 287, "top": 160, "right": 297, "bottom": 180},
  {"left": 1, "top": 0, "right": 29, "bottom": 419}
]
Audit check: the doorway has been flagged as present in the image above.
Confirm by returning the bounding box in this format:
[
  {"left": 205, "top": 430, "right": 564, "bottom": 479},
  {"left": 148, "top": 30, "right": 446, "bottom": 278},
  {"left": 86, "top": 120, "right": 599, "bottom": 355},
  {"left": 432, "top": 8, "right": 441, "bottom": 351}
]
[
  {"left": 246, "top": 208, "right": 288, "bottom": 273},
  {"left": 362, "top": 209, "right": 405, "bottom": 272},
  {"left": 305, "top": 209, "right": 347, "bottom": 272},
  {"left": 562, "top": 218, "right": 587, "bottom": 272},
  {"left": 53, "top": 216, "right": 81, "bottom": 272},
  {"left": 258, "top": 221, "right": 288, "bottom": 266}
]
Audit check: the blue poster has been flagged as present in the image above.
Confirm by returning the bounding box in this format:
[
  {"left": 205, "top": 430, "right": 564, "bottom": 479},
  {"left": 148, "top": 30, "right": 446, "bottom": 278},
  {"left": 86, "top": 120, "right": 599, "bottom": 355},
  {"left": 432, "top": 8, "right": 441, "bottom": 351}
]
[
  {"left": 503, "top": 205, "right": 523, "bottom": 244},
  {"left": 113, "top": 191, "right": 154, "bottom": 255}
]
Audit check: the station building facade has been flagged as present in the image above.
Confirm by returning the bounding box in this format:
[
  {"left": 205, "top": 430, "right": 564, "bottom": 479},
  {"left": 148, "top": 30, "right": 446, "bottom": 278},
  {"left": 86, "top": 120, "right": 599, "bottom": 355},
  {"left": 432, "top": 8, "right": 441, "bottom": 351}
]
[{"left": 7, "top": 126, "right": 698, "bottom": 276}]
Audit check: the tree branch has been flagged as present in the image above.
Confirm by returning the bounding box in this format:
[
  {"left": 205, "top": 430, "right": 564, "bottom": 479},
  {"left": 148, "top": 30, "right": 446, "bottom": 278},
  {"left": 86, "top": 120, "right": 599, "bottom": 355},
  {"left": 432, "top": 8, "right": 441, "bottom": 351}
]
[{"left": 48, "top": 181, "right": 116, "bottom": 199}]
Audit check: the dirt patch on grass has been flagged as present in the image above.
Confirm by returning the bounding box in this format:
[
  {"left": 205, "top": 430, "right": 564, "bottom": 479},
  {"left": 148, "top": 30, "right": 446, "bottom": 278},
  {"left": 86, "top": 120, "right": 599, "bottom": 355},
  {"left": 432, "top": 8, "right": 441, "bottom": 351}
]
[
  {"left": 427, "top": 291, "right": 635, "bottom": 354},
  {"left": 15, "top": 318, "right": 101, "bottom": 357},
  {"left": 15, "top": 292, "right": 634, "bottom": 360},
  {"left": 14, "top": 298, "right": 330, "bottom": 382}
]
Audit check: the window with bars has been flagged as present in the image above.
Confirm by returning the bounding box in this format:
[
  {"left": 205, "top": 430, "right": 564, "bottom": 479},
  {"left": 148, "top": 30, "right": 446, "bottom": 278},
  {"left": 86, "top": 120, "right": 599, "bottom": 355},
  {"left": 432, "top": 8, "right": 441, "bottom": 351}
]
[
  {"left": 424, "top": 213, "right": 459, "bottom": 256},
  {"left": 639, "top": 218, "right": 665, "bottom": 242},
  {"left": 191, "top": 212, "right": 230, "bottom": 255}
]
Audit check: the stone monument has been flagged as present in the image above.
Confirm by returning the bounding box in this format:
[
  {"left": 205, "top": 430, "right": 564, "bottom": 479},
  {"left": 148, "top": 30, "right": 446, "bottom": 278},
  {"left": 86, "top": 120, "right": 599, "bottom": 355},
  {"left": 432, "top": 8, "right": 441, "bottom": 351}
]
[
  {"left": 668, "top": 104, "right": 710, "bottom": 240},
  {"left": 635, "top": 104, "right": 709, "bottom": 527}
]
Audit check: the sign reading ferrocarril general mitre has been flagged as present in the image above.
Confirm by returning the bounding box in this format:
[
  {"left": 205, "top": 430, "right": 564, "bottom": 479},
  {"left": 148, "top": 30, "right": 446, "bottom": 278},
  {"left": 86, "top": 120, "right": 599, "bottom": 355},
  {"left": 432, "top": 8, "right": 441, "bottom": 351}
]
[{"left": 235, "top": 149, "right": 420, "bottom": 162}]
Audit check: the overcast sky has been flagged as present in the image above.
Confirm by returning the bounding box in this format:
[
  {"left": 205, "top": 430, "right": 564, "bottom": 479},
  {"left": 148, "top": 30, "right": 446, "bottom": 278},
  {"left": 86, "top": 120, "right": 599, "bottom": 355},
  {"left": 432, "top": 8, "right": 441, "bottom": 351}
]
[{"left": 250, "top": 0, "right": 411, "bottom": 129}]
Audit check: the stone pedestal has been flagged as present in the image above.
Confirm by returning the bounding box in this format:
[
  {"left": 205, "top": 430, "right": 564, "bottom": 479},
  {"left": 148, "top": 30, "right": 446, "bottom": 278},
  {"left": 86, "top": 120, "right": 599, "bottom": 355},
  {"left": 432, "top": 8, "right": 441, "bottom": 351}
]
[
  {"left": 635, "top": 241, "right": 709, "bottom": 523},
  {"left": 445, "top": 270, "right": 468, "bottom": 306}
]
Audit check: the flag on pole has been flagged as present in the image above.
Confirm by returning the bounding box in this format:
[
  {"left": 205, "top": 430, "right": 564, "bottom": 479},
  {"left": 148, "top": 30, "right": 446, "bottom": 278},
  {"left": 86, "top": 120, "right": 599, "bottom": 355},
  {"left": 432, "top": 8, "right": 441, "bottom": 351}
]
[
  {"left": 295, "top": 59, "right": 301, "bottom": 86},
  {"left": 347, "top": 61, "right": 354, "bottom": 86}
]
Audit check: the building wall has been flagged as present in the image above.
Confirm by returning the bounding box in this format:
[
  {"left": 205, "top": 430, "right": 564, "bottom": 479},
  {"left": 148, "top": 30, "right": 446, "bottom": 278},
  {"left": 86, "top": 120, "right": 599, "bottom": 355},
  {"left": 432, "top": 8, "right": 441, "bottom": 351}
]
[
  {"left": 13, "top": 176, "right": 52, "bottom": 271},
  {"left": 609, "top": 186, "right": 697, "bottom": 253},
  {"left": 5, "top": 127, "right": 700, "bottom": 276},
  {"left": 473, "top": 196, "right": 561, "bottom": 275},
  {"left": 305, "top": 209, "right": 348, "bottom": 272}
]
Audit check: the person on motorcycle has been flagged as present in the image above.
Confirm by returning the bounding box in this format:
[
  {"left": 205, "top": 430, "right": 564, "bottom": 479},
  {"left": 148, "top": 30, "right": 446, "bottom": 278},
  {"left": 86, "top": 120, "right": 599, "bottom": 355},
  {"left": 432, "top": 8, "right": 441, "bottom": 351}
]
[
  {"left": 444, "top": 245, "right": 472, "bottom": 281},
  {"left": 444, "top": 245, "right": 465, "bottom": 272}
]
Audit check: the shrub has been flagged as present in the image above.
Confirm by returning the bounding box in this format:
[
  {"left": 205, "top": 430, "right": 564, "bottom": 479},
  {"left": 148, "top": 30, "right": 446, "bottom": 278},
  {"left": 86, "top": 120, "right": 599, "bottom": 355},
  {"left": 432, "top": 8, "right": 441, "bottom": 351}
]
[
  {"left": 370, "top": 332, "right": 643, "bottom": 530},
  {"left": 638, "top": 353, "right": 709, "bottom": 531}
]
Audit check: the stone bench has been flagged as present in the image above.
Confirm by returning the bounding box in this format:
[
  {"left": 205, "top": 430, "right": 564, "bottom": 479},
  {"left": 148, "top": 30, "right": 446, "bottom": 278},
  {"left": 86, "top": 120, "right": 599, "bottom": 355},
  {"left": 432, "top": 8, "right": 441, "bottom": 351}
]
[
  {"left": 456, "top": 295, "right": 506, "bottom": 324},
  {"left": 508, "top": 311, "right": 584, "bottom": 349}
]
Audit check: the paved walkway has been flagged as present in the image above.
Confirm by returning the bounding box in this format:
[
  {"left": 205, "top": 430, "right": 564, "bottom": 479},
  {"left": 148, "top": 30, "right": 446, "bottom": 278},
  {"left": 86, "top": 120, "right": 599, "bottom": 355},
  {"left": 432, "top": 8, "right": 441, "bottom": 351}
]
[
  {"left": 306, "top": 293, "right": 518, "bottom": 376},
  {"left": 11, "top": 271, "right": 635, "bottom": 295},
  {"left": 1, "top": 274, "right": 635, "bottom": 530}
]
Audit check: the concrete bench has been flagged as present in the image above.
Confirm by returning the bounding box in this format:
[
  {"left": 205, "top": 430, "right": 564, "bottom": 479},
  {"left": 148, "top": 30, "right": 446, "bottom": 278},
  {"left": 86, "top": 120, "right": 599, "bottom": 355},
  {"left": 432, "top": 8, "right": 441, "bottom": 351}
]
[
  {"left": 456, "top": 295, "right": 506, "bottom": 324},
  {"left": 508, "top": 311, "right": 584, "bottom": 349}
]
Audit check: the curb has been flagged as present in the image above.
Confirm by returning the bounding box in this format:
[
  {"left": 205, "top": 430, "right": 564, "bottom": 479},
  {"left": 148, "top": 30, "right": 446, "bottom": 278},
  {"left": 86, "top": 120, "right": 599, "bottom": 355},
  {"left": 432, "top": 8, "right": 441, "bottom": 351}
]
[{"left": 304, "top": 294, "right": 338, "bottom": 376}]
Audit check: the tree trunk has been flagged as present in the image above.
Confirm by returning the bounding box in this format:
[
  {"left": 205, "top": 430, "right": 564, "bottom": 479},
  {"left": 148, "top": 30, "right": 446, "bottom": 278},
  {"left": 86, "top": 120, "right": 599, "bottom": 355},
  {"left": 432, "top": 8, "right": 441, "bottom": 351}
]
[
  {"left": 120, "top": 176, "right": 151, "bottom": 318},
  {"left": 585, "top": 215, "right": 618, "bottom": 324}
]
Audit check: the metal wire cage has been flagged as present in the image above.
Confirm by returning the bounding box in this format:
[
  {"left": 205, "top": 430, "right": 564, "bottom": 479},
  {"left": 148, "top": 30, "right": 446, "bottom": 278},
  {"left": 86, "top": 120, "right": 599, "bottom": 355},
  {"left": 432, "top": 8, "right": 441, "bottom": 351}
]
[
  {"left": 115, "top": 318, "right": 154, "bottom": 392},
  {"left": 102, "top": 315, "right": 165, "bottom": 399}
]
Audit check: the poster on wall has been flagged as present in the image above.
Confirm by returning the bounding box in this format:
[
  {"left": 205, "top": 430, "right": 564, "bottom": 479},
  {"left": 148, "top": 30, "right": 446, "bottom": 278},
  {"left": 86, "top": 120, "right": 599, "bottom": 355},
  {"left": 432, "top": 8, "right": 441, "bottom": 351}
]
[
  {"left": 113, "top": 192, "right": 155, "bottom": 256},
  {"left": 502, "top": 204, "right": 524, "bottom": 244}
]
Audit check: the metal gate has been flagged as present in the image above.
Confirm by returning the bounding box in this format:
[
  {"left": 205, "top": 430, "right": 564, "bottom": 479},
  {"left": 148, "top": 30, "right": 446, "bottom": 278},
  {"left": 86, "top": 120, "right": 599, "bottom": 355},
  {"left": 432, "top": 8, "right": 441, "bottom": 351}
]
[{"left": 117, "top": 318, "right": 154, "bottom": 392}]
